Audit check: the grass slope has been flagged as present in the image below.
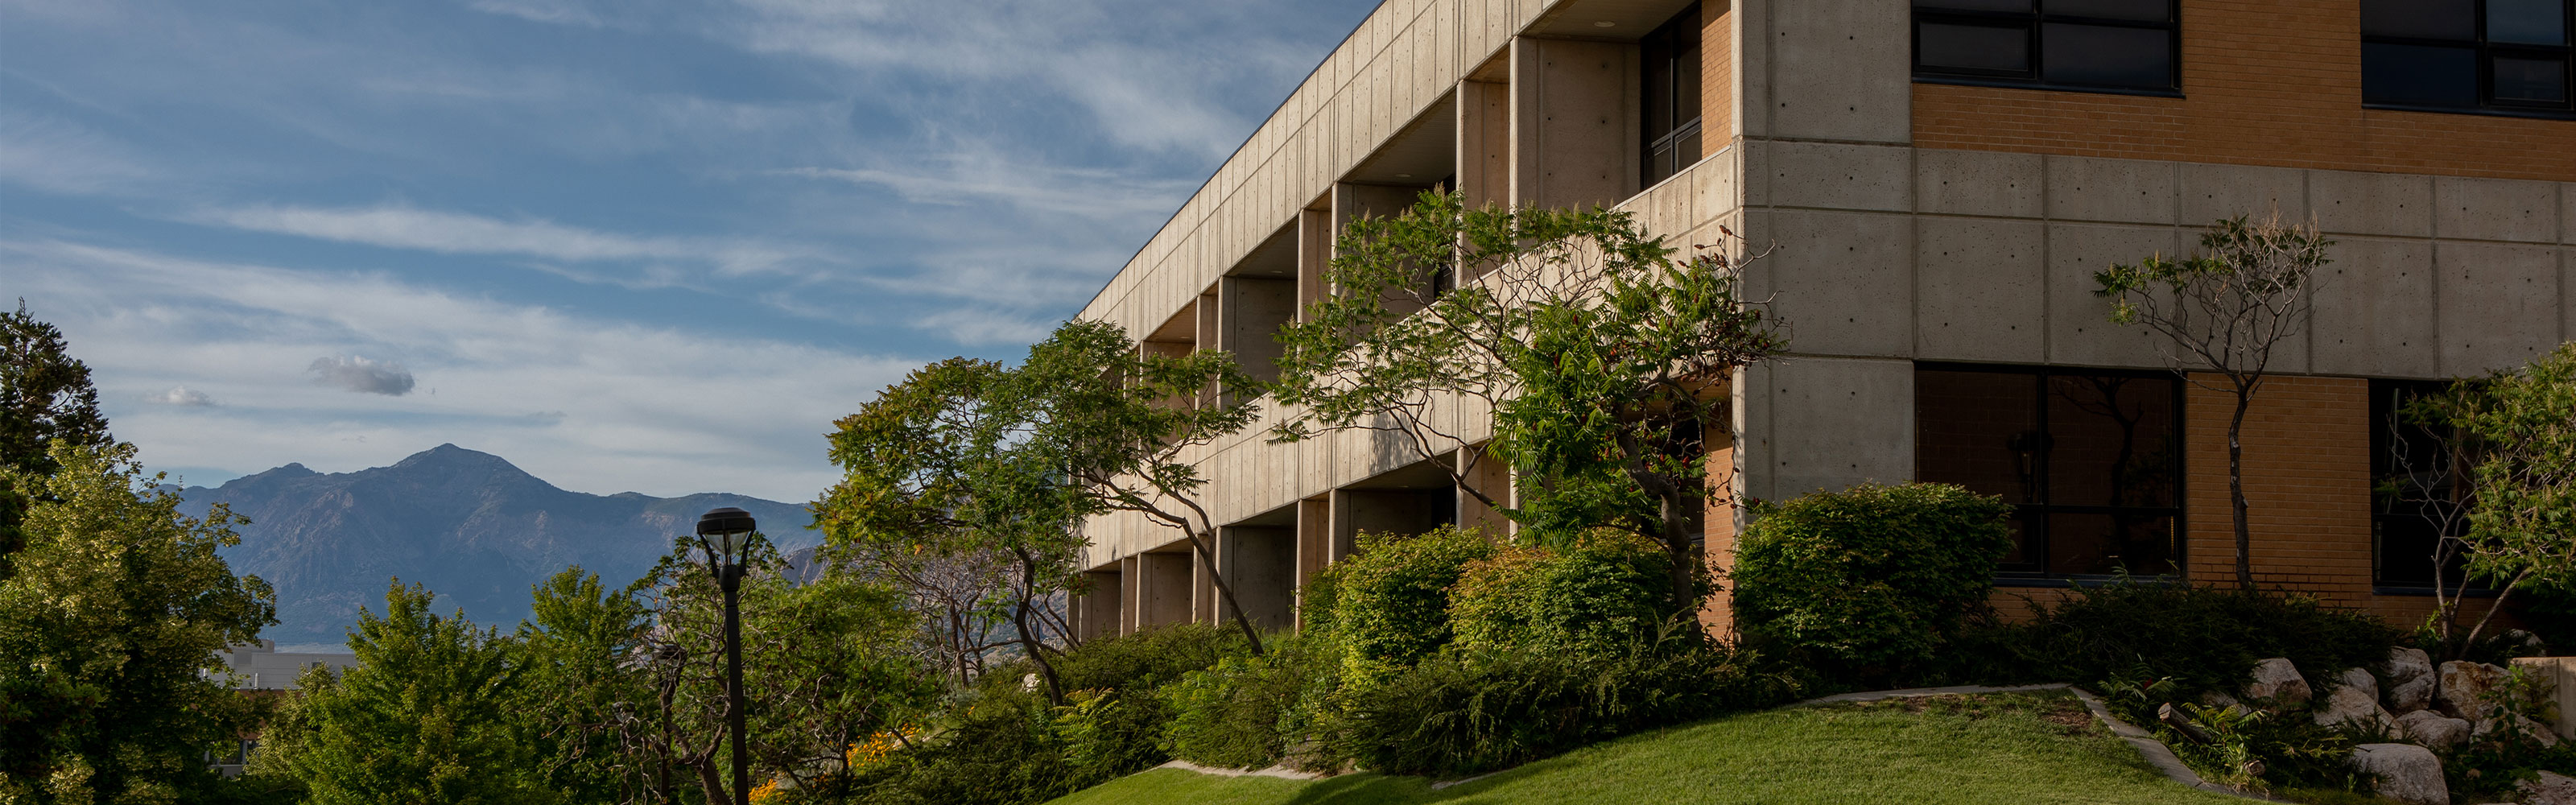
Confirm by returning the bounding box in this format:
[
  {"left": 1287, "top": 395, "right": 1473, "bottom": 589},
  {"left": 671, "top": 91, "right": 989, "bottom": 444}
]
[{"left": 1048, "top": 691, "right": 2249, "bottom": 805}]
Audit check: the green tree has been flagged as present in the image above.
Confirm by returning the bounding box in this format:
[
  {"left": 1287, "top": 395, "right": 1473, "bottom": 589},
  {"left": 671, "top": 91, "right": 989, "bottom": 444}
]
[
  {"left": 2, "top": 300, "right": 116, "bottom": 576},
  {"left": 253, "top": 581, "right": 555, "bottom": 805},
  {"left": 2095, "top": 213, "right": 2330, "bottom": 590},
  {"left": 2407, "top": 342, "right": 2576, "bottom": 656},
  {"left": 1278, "top": 193, "right": 1785, "bottom": 614},
  {"left": 514, "top": 568, "right": 650, "bottom": 804},
  {"left": 0, "top": 443, "right": 275, "bottom": 804}
]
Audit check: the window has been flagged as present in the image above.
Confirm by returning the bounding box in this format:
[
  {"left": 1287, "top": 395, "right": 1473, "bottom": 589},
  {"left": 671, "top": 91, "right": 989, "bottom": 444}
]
[
  {"left": 1642, "top": 3, "right": 1703, "bottom": 187},
  {"left": 1913, "top": 0, "right": 2181, "bottom": 93},
  {"left": 1917, "top": 365, "right": 2183, "bottom": 580},
  {"left": 2370, "top": 379, "right": 2479, "bottom": 590},
  {"left": 2363, "top": 0, "right": 2574, "bottom": 114}
]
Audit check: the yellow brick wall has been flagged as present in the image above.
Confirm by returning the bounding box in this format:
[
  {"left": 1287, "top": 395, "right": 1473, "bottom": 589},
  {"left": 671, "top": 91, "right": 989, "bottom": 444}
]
[
  {"left": 1913, "top": 0, "right": 2576, "bottom": 182},
  {"left": 1700, "top": 1, "right": 1736, "bottom": 147}
]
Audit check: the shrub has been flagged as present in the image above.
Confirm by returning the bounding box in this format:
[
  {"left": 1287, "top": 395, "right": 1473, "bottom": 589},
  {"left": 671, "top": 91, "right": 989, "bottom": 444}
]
[
  {"left": 1156, "top": 632, "right": 1345, "bottom": 770},
  {"left": 1731, "top": 482, "right": 2013, "bottom": 683},
  {"left": 1052, "top": 621, "right": 1247, "bottom": 693},
  {"left": 1948, "top": 580, "right": 2401, "bottom": 696},
  {"left": 1335, "top": 633, "right": 1794, "bottom": 777},
  {"left": 1450, "top": 528, "right": 1671, "bottom": 657},
  {"left": 1329, "top": 525, "right": 1496, "bottom": 679}
]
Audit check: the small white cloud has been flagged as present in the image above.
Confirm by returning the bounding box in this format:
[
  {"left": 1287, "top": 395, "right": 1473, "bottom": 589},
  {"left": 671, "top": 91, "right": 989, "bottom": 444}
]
[
  {"left": 308, "top": 355, "right": 416, "bottom": 396},
  {"left": 467, "top": 0, "right": 605, "bottom": 27},
  {"left": 148, "top": 386, "right": 215, "bottom": 407}
]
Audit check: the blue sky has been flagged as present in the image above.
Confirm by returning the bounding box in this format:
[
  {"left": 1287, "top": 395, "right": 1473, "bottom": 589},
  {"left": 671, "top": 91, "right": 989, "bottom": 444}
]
[{"left": 2, "top": 0, "right": 1380, "bottom": 502}]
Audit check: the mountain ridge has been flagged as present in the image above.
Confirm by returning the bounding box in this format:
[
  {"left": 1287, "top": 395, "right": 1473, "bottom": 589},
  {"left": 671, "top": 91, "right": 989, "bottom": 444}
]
[{"left": 177, "top": 444, "right": 815, "bottom": 646}]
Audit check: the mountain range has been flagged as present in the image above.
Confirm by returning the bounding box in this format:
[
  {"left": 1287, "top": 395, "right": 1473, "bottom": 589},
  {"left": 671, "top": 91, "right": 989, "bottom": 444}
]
[{"left": 175, "top": 444, "right": 815, "bottom": 648}]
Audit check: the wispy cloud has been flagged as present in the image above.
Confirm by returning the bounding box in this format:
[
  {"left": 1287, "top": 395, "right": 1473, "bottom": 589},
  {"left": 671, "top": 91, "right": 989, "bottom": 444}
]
[
  {"left": 0, "top": 114, "right": 162, "bottom": 196},
  {"left": 466, "top": 0, "right": 606, "bottom": 28},
  {"left": 200, "top": 204, "right": 803, "bottom": 275},
  {"left": 148, "top": 386, "right": 215, "bottom": 407}
]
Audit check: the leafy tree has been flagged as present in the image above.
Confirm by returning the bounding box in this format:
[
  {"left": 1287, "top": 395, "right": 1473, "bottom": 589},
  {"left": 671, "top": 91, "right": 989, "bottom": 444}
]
[
  {"left": 2403, "top": 343, "right": 2576, "bottom": 656},
  {"left": 0, "top": 443, "right": 275, "bottom": 804},
  {"left": 2095, "top": 213, "right": 2329, "bottom": 590},
  {"left": 1277, "top": 193, "right": 1785, "bottom": 614},
  {"left": 1, "top": 300, "right": 115, "bottom": 576},
  {"left": 252, "top": 581, "right": 555, "bottom": 805},
  {"left": 615, "top": 541, "right": 927, "bottom": 803},
  {"left": 514, "top": 568, "right": 651, "bottom": 803},
  {"left": 820, "top": 357, "right": 1089, "bottom": 700}
]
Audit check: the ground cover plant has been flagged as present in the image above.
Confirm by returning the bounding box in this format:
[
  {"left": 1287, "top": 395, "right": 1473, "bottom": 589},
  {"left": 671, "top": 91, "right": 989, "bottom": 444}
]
[
  {"left": 1945, "top": 580, "right": 2401, "bottom": 699},
  {"left": 1046, "top": 691, "right": 2247, "bottom": 805}
]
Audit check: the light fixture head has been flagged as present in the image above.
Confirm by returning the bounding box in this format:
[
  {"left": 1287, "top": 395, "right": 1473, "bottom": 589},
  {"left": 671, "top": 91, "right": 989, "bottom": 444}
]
[
  {"left": 1594, "top": 20, "right": 1615, "bottom": 27},
  {"left": 697, "top": 506, "right": 757, "bottom": 555}
]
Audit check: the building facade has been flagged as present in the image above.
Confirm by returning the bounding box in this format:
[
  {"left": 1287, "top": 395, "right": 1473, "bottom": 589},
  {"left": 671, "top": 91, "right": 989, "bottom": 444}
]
[{"left": 1068, "top": 0, "right": 2576, "bottom": 638}]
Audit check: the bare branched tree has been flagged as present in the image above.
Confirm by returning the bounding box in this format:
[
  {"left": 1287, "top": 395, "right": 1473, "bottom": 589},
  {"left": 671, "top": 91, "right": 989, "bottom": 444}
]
[{"left": 2095, "top": 212, "right": 2330, "bottom": 590}]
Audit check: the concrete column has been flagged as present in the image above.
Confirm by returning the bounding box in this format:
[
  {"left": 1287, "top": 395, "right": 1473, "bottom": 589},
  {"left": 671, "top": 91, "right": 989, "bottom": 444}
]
[
  {"left": 1119, "top": 555, "right": 1141, "bottom": 635},
  {"left": 1219, "top": 275, "right": 1297, "bottom": 386},
  {"left": 1456, "top": 444, "right": 1513, "bottom": 536},
  {"left": 1510, "top": 36, "right": 1641, "bottom": 210},
  {"left": 1296, "top": 207, "right": 1331, "bottom": 323},
  {"left": 1140, "top": 551, "right": 1193, "bottom": 630},
  {"left": 1219, "top": 525, "right": 1297, "bottom": 632},
  {"left": 1455, "top": 79, "right": 1511, "bottom": 210},
  {"left": 1294, "top": 496, "right": 1331, "bottom": 630},
  {"left": 1191, "top": 544, "right": 1216, "bottom": 625},
  {"left": 1079, "top": 568, "right": 1121, "bottom": 642}
]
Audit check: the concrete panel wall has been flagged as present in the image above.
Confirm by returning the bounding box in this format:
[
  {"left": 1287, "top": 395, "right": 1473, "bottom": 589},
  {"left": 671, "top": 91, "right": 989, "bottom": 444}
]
[
  {"left": 1743, "top": 0, "right": 1909, "bottom": 144},
  {"left": 1742, "top": 357, "right": 1914, "bottom": 501},
  {"left": 1219, "top": 526, "right": 1297, "bottom": 632},
  {"left": 1141, "top": 551, "right": 1193, "bottom": 630},
  {"left": 1511, "top": 36, "right": 1638, "bottom": 209},
  {"left": 1220, "top": 276, "right": 1298, "bottom": 384},
  {"left": 1078, "top": 569, "right": 1120, "bottom": 642},
  {"left": 1457, "top": 78, "right": 1511, "bottom": 208}
]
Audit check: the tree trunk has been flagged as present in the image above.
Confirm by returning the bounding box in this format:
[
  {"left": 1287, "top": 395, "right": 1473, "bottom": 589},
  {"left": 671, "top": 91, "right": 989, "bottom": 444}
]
[
  {"left": 1012, "top": 550, "right": 1066, "bottom": 704},
  {"left": 2230, "top": 390, "right": 2255, "bottom": 591},
  {"left": 1185, "top": 528, "right": 1267, "bottom": 656}
]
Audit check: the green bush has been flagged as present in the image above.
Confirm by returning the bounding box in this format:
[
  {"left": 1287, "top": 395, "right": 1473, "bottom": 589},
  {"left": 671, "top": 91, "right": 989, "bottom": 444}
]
[
  {"left": 1450, "top": 529, "right": 1671, "bottom": 657},
  {"left": 1948, "top": 581, "right": 2401, "bottom": 697},
  {"left": 1335, "top": 634, "right": 1794, "bottom": 777},
  {"left": 1052, "top": 621, "right": 1248, "bottom": 693},
  {"left": 1155, "top": 632, "right": 1345, "bottom": 770},
  {"left": 1329, "top": 525, "right": 1496, "bottom": 679},
  {"left": 1731, "top": 482, "right": 2013, "bottom": 683}
]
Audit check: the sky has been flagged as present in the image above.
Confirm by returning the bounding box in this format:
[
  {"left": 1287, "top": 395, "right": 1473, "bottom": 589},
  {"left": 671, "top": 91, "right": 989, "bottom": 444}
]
[{"left": 1, "top": 0, "right": 1382, "bottom": 502}]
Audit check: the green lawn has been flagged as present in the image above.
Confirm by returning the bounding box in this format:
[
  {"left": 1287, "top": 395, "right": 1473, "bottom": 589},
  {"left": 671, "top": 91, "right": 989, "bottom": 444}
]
[{"left": 1046, "top": 691, "right": 2251, "bottom": 805}]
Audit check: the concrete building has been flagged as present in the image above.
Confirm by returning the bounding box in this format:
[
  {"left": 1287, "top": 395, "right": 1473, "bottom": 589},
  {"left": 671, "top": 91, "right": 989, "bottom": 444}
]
[
  {"left": 1068, "top": 0, "right": 2576, "bottom": 638},
  {"left": 206, "top": 641, "right": 359, "bottom": 775}
]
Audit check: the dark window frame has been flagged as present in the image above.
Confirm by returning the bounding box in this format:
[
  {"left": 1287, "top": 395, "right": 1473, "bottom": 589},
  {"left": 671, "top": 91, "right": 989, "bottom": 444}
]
[
  {"left": 1641, "top": 2, "right": 1705, "bottom": 188},
  {"left": 1915, "top": 361, "right": 2188, "bottom": 585},
  {"left": 2367, "top": 378, "right": 2500, "bottom": 594},
  {"left": 1912, "top": 0, "right": 2185, "bottom": 96},
  {"left": 2363, "top": 0, "right": 2576, "bottom": 118}
]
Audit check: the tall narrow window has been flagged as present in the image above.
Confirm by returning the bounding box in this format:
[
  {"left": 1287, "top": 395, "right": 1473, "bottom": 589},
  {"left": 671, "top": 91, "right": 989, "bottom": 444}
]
[
  {"left": 2363, "top": 0, "right": 2574, "bottom": 114},
  {"left": 1642, "top": 3, "right": 1703, "bottom": 188},
  {"left": 1913, "top": 0, "right": 2181, "bottom": 93},
  {"left": 1918, "top": 364, "right": 2183, "bottom": 581}
]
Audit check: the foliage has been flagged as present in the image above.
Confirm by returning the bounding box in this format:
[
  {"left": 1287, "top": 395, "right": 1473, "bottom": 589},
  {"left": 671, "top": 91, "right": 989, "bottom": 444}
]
[
  {"left": 1333, "top": 634, "right": 1792, "bottom": 778},
  {"left": 1326, "top": 526, "right": 1495, "bottom": 681},
  {"left": 511, "top": 568, "right": 650, "bottom": 803},
  {"left": 1448, "top": 529, "right": 1672, "bottom": 657},
  {"left": 2405, "top": 343, "right": 2576, "bottom": 654},
  {"left": 2095, "top": 213, "right": 2331, "bottom": 590},
  {"left": 1155, "top": 633, "right": 1343, "bottom": 771},
  {"left": 2095, "top": 671, "right": 2362, "bottom": 796},
  {"left": 1947, "top": 581, "right": 2400, "bottom": 698},
  {"left": 0, "top": 443, "right": 276, "bottom": 804},
  {"left": 1274, "top": 193, "right": 1786, "bottom": 617},
  {"left": 0, "top": 300, "right": 114, "bottom": 579},
  {"left": 1729, "top": 483, "right": 2013, "bottom": 684},
  {"left": 2438, "top": 662, "right": 2575, "bottom": 799},
  {"left": 252, "top": 581, "right": 554, "bottom": 805}
]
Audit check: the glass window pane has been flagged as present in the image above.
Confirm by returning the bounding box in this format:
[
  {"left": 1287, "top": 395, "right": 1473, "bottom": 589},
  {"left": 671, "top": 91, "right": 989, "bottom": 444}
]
[
  {"left": 2046, "top": 0, "right": 2169, "bottom": 22},
  {"left": 2361, "top": 0, "right": 2476, "bottom": 39},
  {"left": 2363, "top": 43, "right": 2478, "bottom": 105},
  {"left": 2041, "top": 23, "right": 2173, "bottom": 88},
  {"left": 2487, "top": 0, "right": 2568, "bottom": 45},
  {"left": 2493, "top": 56, "right": 2570, "bottom": 102},
  {"left": 2044, "top": 374, "right": 2178, "bottom": 507},
  {"left": 2000, "top": 513, "right": 2037, "bottom": 569},
  {"left": 1918, "top": 0, "right": 2035, "bottom": 11},
  {"left": 1920, "top": 21, "right": 2033, "bottom": 74},
  {"left": 2046, "top": 513, "right": 2177, "bottom": 576},
  {"left": 1916, "top": 370, "right": 2042, "bottom": 505}
]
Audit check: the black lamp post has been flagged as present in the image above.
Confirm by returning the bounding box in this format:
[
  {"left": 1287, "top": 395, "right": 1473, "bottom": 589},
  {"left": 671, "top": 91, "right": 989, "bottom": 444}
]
[{"left": 695, "top": 506, "right": 757, "bottom": 805}]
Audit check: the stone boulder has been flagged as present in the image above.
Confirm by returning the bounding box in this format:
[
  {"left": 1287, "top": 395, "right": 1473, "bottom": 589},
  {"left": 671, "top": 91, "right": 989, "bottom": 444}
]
[
  {"left": 2396, "top": 709, "right": 2472, "bottom": 751},
  {"left": 2384, "top": 647, "right": 2435, "bottom": 712},
  {"left": 2347, "top": 743, "right": 2449, "bottom": 805},
  {"left": 2471, "top": 713, "right": 2562, "bottom": 749},
  {"left": 2436, "top": 661, "right": 2508, "bottom": 720},
  {"left": 2336, "top": 667, "right": 2380, "bottom": 700},
  {"left": 2244, "top": 657, "right": 2312, "bottom": 705},
  {"left": 2314, "top": 683, "right": 2398, "bottom": 737},
  {"left": 2520, "top": 770, "right": 2576, "bottom": 805}
]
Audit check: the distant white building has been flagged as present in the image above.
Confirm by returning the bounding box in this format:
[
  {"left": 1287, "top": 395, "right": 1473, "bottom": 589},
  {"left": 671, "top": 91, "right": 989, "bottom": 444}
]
[{"left": 217, "top": 639, "right": 358, "bottom": 690}]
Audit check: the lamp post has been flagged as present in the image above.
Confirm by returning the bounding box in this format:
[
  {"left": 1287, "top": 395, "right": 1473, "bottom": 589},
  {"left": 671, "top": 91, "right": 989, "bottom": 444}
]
[{"left": 696, "top": 506, "right": 757, "bottom": 805}]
